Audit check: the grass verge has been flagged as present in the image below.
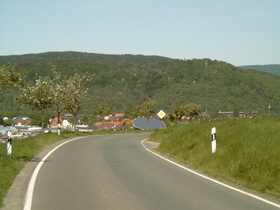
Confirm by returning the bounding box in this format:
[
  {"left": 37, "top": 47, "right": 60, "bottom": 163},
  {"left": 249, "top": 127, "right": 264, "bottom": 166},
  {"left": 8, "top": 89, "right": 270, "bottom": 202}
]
[{"left": 149, "top": 117, "right": 280, "bottom": 200}]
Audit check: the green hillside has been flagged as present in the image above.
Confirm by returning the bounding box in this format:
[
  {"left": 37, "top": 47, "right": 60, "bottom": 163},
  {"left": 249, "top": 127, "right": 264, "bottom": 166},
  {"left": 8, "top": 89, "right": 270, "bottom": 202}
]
[
  {"left": 1, "top": 52, "right": 280, "bottom": 116},
  {"left": 0, "top": 51, "right": 172, "bottom": 66},
  {"left": 239, "top": 65, "right": 280, "bottom": 76}
]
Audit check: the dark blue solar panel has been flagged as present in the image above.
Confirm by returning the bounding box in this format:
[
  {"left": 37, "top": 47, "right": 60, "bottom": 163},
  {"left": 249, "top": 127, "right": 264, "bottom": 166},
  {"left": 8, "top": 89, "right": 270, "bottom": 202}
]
[{"left": 132, "top": 118, "right": 166, "bottom": 130}]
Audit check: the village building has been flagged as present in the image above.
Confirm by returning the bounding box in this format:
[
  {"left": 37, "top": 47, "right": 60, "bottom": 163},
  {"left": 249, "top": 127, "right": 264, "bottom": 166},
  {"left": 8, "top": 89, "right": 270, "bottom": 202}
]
[{"left": 12, "top": 116, "right": 32, "bottom": 126}]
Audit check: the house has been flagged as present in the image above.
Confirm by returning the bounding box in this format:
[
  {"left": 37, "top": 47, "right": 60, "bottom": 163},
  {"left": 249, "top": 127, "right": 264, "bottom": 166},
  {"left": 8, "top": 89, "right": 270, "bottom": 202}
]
[
  {"left": 239, "top": 112, "right": 245, "bottom": 118},
  {"left": 0, "top": 125, "right": 17, "bottom": 142},
  {"left": 218, "top": 110, "right": 234, "bottom": 117},
  {"left": 13, "top": 116, "right": 32, "bottom": 126},
  {"left": 102, "top": 114, "right": 125, "bottom": 121},
  {"left": 122, "top": 118, "right": 132, "bottom": 125},
  {"left": 93, "top": 122, "right": 123, "bottom": 131},
  {"left": 115, "top": 113, "right": 124, "bottom": 118},
  {"left": 51, "top": 116, "right": 67, "bottom": 127}
]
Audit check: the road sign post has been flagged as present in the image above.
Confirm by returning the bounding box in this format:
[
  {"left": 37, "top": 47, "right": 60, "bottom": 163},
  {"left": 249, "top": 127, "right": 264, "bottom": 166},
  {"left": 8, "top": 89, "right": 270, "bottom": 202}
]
[
  {"left": 211, "top": 127, "right": 216, "bottom": 154},
  {"left": 157, "top": 110, "right": 166, "bottom": 129}
]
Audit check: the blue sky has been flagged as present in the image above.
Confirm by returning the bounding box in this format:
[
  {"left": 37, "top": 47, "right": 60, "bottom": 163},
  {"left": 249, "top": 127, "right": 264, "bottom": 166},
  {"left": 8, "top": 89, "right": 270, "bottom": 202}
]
[{"left": 0, "top": 0, "right": 279, "bottom": 66}]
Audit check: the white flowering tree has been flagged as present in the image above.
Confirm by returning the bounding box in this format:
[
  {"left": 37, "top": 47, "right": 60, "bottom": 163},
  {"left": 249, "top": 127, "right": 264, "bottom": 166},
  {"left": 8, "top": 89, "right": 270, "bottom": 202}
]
[
  {"left": 64, "top": 73, "right": 91, "bottom": 130},
  {"left": 0, "top": 64, "right": 24, "bottom": 89},
  {"left": 17, "top": 76, "right": 53, "bottom": 133},
  {"left": 51, "top": 66, "right": 68, "bottom": 127}
]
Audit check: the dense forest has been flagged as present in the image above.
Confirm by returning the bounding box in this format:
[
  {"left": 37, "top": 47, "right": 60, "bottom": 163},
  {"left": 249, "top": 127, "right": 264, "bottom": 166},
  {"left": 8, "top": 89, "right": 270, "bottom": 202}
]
[{"left": 1, "top": 51, "right": 280, "bottom": 117}]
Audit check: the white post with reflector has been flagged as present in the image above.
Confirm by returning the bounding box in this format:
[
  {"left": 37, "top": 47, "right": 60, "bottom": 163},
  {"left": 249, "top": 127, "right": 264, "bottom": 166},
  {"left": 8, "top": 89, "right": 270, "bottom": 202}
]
[
  {"left": 211, "top": 127, "right": 216, "bottom": 154},
  {"left": 7, "top": 131, "right": 12, "bottom": 157},
  {"left": 58, "top": 123, "right": 61, "bottom": 135}
]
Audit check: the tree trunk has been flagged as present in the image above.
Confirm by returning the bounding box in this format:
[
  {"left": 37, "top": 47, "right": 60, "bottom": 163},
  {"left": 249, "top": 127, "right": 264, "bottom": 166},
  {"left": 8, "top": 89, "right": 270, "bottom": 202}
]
[
  {"left": 57, "top": 108, "right": 61, "bottom": 127},
  {"left": 146, "top": 116, "right": 150, "bottom": 130},
  {"left": 73, "top": 115, "right": 77, "bottom": 131},
  {"left": 41, "top": 109, "right": 45, "bottom": 134}
]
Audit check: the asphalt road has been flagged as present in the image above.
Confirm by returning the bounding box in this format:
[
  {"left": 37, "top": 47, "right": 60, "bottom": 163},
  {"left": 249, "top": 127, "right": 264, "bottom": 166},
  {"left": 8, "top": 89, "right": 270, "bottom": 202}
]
[{"left": 28, "top": 133, "right": 279, "bottom": 210}]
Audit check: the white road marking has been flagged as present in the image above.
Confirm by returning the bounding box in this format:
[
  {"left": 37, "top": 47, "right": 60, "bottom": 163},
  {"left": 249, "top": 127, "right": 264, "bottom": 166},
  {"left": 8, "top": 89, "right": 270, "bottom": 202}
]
[
  {"left": 23, "top": 137, "right": 86, "bottom": 210},
  {"left": 141, "top": 139, "right": 280, "bottom": 209}
]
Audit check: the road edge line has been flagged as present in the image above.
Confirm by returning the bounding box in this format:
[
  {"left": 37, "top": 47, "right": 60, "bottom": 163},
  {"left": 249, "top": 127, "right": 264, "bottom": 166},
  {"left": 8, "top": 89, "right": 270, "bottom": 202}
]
[
  {"left": 141, "top": 139, "right": 280, "bottom": 209},
  {"left": 23, "top": 137, "right": 86, "bottom": 210}
]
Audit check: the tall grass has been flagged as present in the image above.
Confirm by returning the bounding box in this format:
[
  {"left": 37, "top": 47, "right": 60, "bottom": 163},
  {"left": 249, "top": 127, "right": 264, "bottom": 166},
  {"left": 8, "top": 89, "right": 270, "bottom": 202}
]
[{"left": 149, "top": 117, "right": 280, "bottom": 199}]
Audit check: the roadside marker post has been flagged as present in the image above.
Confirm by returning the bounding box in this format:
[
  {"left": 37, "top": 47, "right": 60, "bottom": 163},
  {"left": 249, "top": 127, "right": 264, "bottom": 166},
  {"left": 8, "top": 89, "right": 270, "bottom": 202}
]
[
  {"left": 58, "top": 123, "right": 61, "bottom": 135},
  {"left": 211, "top": 127, "right": 216, "bottom": 154},
  {"left": 7, "top": 131, "right": 12, "bottom": 157}
]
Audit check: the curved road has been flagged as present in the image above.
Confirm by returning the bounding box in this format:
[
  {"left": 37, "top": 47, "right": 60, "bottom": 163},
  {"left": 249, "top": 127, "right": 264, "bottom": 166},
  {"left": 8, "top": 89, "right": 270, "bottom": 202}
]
[{"left": 26, "top": 133, "right": 279, "bottom": 210}]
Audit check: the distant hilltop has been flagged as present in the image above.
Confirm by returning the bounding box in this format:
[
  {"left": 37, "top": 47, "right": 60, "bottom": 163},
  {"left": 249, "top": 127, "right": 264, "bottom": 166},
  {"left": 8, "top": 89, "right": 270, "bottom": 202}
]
[
  {"left": 239, "top": 64, "right": 280, "bottom": 76},
  {"left": 0, "top": 51, "right": 173, "bottom": 66}
]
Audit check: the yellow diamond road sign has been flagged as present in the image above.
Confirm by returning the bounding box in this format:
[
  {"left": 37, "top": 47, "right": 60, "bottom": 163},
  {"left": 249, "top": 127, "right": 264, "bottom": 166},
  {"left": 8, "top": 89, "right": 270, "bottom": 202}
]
[{"left": 157, "top": 110, "right": 166, "bottom": 119}]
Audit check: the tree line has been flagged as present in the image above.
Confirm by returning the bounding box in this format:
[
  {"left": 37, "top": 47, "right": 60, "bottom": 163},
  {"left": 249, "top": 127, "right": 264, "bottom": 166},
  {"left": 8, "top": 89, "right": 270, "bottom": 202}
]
[
  {"left": 1, "top": 53, "right": 280, "bottom": 118},
  {"left": 0, "top": 64, "right": 203, "bottom": 130}
]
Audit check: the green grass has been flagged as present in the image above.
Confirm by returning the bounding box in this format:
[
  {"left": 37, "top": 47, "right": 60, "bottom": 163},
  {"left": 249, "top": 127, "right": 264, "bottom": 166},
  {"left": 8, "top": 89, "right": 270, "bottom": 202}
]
[
  {"left": 0, "top": 129, "right": 148, "bottom": 208},
  {"left": 149, "top": 117, "right": 280, "bottom": 200}
]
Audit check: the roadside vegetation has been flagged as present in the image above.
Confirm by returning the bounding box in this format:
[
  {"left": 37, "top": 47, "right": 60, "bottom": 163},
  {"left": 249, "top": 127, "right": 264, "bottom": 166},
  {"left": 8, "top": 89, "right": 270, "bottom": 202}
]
[{"left": 149, "top": 116, "right": 280, "bottom": 201}]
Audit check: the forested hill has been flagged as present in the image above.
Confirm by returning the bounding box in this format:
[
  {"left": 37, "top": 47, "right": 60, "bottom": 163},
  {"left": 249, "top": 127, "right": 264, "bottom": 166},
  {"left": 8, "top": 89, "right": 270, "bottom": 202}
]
[
  {"left": 0, "top": 51, "right": 172, "bottom": 66},
  {"left": 1, "top": 52, "right": 280, "bottom": 116},
  {"left": 239, "top": 65, "right": 280, "bottom": 76}
]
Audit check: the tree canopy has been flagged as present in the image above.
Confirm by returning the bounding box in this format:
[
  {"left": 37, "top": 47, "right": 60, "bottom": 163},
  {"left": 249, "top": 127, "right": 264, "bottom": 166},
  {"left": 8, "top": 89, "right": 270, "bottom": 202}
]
[
  {"left": 15, "top": 66, "right": 91, "bottom": 131},
  {"left": 63, "top": 73, "right": 91, "bottom": 130},
  {"left": 17, "top": 76, "right": 53, "bottom": 132},
  {"left": 0, "top": 64, "right": 24, "bottom": 89}
]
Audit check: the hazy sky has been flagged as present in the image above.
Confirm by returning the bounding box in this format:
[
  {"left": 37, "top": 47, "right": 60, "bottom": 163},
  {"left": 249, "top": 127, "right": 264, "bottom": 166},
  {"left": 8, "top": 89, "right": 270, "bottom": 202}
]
[{"left": 0, "top": 0, "right": 279, "bottom": 66}]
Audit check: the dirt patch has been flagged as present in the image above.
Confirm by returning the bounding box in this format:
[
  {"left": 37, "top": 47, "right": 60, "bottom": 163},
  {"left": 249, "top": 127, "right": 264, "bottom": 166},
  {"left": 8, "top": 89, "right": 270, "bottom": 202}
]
[{"left": 143, "top": 141, "right": 160, "bottom": 150}]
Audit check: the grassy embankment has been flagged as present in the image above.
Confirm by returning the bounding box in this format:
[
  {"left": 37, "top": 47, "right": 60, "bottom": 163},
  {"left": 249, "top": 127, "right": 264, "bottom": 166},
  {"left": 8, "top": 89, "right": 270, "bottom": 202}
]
[
  {"left": 149, "top": 116, "right": 280, "bottom": 200},
  {"left": 0, "top": 129, "right": 146, "bottom": 208}
]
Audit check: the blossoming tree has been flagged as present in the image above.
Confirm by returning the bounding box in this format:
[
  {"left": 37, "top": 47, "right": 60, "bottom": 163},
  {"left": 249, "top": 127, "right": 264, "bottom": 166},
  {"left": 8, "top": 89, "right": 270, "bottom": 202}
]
[
  {"left": 17, "top": 76, "right": 53, "bottom": 133},
  {"left": 51, "top": 66, "right": 68, "bottom": 128},
  {"left": 63, "top": 73, "right": 91, "bottom": 130}
]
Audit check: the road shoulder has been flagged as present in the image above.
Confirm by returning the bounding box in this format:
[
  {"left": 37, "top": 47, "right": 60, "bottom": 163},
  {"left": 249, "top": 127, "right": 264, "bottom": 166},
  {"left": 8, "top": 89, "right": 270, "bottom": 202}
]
[
  {"left": 143, "top": 140, "right": 160, "bottom": 150},
  {"left": 2, "top": 139, "right": 68, "bottom": 210}
]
